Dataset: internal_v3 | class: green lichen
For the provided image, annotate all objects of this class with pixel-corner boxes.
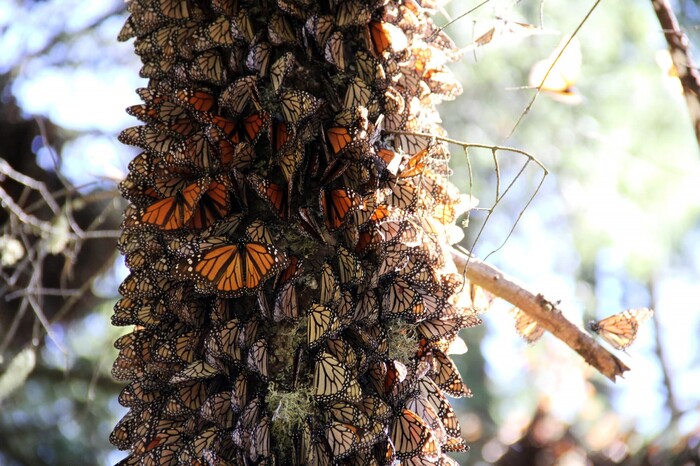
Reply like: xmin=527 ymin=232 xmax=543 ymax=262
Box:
xmin=386 ymin=320 xmax=419 ymax=362
xmin=267 ymin=383 xmax=313 ymax=455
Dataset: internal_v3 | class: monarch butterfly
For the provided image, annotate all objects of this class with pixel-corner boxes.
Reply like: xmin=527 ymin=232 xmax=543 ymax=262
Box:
xmin=297 ymin=206 xmax=325 ymax=242
xmin=182 ymin=241 xmax=287 ymax=296
xmin=313 ymin=351 xmax=361 ymax=403
xmin=241 ymin=113 xmax=266 ymax=145
xmin=127 ymin=101 xmax=188 ymax=130
xmin=119 ymin=125 xmax=181 ymax=154
xmin=510 ymin=307 xmax=545 ymax=344
xmin=189 ymin=179 xmax=229 ymax=229
xmin=170 ymin=360 xmax=220 ymax=384
xmin=246 ymin=41 xmax=272 ymax=77
xmin=188 ymin=50 xmax=227 ymax=85
xmin=193 ymin=15 xmax=236 ymax=50
xmin=230 ymin=9 xmax=254 ymax=42
xmin=270 ymin=52 xmax=295 ymax=93
xmin=175 ymin=88 xmax=216 ymax=113
xmin=274 ymin=281 xmax=299 ymax=321
xmin=219 ymin=76 xmax=258 ymax=116
xmin=121 ymin=297 xmax=170 ymax=330
xmin=335 ymin=0 xmax=372 ymax=28
xmin=406 ymin=395 xmax=447 ymax=443
xmin=247 ymin=338 xmax=269 ymax=379
xmin=353 ymin=289 xmax=379 ymax=323
xmin=418 ymin=314 xmax=481 ymax=343
xmin=424 ymin=346 xmax=472 ymax=398
xmin=336 ymin=245 xmax=363 ymax=285
xmin=269 ymin=12 xmax=295 ymax=45
xmin=326 ymin=127 xmax=353 ymax=155
xmin=329 ymin=401 xmax=366 ymax=427
xmin=201 ymin=391 xmax=236 ymax=428
xmin=307 ymin=303 xmax=340 ymax=347
xmin=123 ymin=179 xmax=206 ymax=230
xmin=369 ymin=21 xmax=408 ymax=55
xmin=247 ymin=174 xmax=287 ymax=219
xmin=155 ymin=329 xmax=202 ymax=365
xmin=207 ymin=318 xmax=245 ymax=362
xmin=279 ymin=90 xmax=321 ymax=126
xmin=252 ymin=415 xmax=271 ymax=461
xmin=305 ymin=14 xmax=334 ymax=47
xmin=359 ymin=395 xmax=391 ymax=423
xmin=354 ymin=49 xmax=385 ymax=84
xmin=327 ymin=106 xmax=369 ymax=154
xmin=320 ymin=188 xmax=362 ymax=231
xmin=207 ymin=115 xmax=242 ymax=143
xmin=118 ymin=273 xmax=173 ymax=300
xmin=326 ymin=337 xmax=362 ymax=371
xmin=119 ymin=380 xmax=162 ymax=409
xmin=320 ymin=261 xmax=341 ymax=306
xmin=587 ymin=308 xmax=653 ymax=350
xmin=528 ymin=36 xmax=583 ymax=104
xmin=274 ymin=143 xmax=301 ymax=187
xmin=324 ymin=31 xmax=346 ymax=70
xmin=393 ymin=130 xmax=432 ymax=156
xmin=418 ymin=378 xmax=463 ymax=439
xmin=398 ymin=148 xmax=430 ymax=178
xmin=118 ymin=16 xmax=137 ymax=42
xmin=384 ymin=178 xmax=418 ymax=210
xmin=390 ymin=408 xmax=440 ymax=460
xmin=165 ymin=380 xmax=207 ymax=415
xmin=425 ymin=66 xmax=463 ymax=100
xmin=325 ymin=421 xmax=360 ymax=459
xmin=167 ymin=133 xmax=217 ymax=171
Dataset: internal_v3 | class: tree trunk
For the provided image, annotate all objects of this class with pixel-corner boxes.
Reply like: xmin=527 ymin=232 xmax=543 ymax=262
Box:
xmin=112 ymin=0 xmax=480 ymax=464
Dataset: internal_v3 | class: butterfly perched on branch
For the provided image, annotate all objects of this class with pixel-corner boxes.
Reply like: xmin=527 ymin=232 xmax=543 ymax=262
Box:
xmin=587 ymin=308 xmax=654 ymax=350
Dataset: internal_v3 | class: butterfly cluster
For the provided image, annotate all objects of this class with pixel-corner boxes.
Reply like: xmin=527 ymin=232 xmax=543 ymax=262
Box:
xmin=112 ymin=0 xmax=480 ymax=464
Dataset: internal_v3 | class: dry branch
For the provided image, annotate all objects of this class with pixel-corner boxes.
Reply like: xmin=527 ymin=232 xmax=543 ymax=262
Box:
xmin=451 ymin=248 xmax=630 ymax=381
xmin=651 ymin=0 xmax=700 ymax=148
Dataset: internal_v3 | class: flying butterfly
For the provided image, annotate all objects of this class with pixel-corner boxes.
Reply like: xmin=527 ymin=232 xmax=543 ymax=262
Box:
xmin=587 ymin=308 xmax=653 ymax=350
xmin=528 ymin=35 xmax=583 ymax=104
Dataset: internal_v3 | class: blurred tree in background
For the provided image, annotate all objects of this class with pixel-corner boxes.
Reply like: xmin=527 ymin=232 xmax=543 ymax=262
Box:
xmin=0 ymin=0 xmax=698 ymax=465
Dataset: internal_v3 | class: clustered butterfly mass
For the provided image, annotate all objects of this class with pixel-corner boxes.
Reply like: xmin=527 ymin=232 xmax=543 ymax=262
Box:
xmin=112 ymin=0 xmax=483 ymax=464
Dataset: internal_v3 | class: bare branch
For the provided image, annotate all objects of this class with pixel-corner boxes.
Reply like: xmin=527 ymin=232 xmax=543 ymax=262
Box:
xmin=451 ymin=248 xmax=630 ymax=381
xmin=651 ymin=0 xmax=700 ymax=149
xmin=648 ymin=277 xmax=681 ymax=420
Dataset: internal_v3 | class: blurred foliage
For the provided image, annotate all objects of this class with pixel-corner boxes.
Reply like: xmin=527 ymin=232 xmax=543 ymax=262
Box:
xmin=0 ymin=0 xmax=699 ymax=465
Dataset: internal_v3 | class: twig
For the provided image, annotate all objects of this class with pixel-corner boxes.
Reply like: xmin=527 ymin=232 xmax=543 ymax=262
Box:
xmin=648 ymin=276 xmax=681 ymax=420
xmin=651 ymin=0 xmax=700 ymax=148
xmin=430 ymin=0 xmax=492 ymax=40
xmin=505 ymin=0 xmax=602 ymax=141
xmin=451 ymin=248 xmax=630 ymax=381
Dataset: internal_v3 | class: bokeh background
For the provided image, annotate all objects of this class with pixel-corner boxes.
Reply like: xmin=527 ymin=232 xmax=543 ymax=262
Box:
xmin=0 ymin=0 xmax=699 ymax=464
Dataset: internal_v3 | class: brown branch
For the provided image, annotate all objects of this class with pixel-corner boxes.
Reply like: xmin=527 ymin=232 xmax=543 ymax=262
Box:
xmin=452 ymin=248 xmax=630 ymax=381
xmin=651 ymin=0 xmax=700 ymax=148
xmin=648 ymin=277 xmax=681 ymax=421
